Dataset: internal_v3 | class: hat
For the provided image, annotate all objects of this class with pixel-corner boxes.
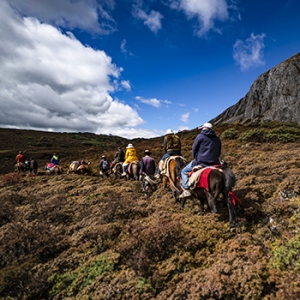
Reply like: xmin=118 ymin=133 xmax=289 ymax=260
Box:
xmin=102 ymin=155 xmax=106 ymax=158
xmin=164 ymin=129 xmax=173 ymax=135
xmin=19 ymin=151 xmax=22 ymax=154
xmin=126 ymin=143 xmax=134 ymax=148
xmin=144 ymin=149 xmax=151 ymax=155
xmin=198 ymin=122 xmax=213 ymax=130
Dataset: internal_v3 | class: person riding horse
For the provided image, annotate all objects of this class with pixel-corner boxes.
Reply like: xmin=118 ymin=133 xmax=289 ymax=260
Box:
xmin=15 ymin=151 xmax=26 ymax=172
xmin=121 ymin=144 xmax=139 ymax=177
xmin=111 ymin=147 xmax=125 ymax=167
xmin=157 ymin=129 xmax=182 ymax=177
xmin=50 ymin=153 xmax=60 ymax=165
xmin=179 ymin=122 xmax=222 ymax=199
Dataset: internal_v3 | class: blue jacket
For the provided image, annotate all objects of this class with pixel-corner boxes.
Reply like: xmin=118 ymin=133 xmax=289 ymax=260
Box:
xmin=191 ymin=128 xmax=221 ymax=167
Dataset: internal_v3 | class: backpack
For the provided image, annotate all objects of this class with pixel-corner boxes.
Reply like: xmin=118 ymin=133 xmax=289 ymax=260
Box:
xmin=102 ymin=160 xmax=109 ymax=170
xmin=166 ymin=135 xmax=181 ymax=150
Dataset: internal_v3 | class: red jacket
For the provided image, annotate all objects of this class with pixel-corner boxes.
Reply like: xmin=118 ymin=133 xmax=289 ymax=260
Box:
xmin=16 ymin=154 xmax=25 ymax=163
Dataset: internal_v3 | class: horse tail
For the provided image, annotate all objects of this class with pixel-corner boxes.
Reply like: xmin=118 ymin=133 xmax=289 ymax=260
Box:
xmin=222 ymin=166 xmax=236 ymax=192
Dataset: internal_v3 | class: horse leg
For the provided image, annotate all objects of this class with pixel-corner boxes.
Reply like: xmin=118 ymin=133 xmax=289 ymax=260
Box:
xmin=225 ymin=193 xmax=236 ymax=228
xmin=205 ymin=190 xmax=218 ymax=214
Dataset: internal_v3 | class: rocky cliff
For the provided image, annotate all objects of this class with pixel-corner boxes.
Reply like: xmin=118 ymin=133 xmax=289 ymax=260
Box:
xmin=211 ymin=52 xmax=300 ymax=125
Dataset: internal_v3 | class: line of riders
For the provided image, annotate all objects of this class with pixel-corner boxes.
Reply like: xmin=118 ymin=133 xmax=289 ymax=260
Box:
xmin=14 ymin=122 xmax=225 ymax=200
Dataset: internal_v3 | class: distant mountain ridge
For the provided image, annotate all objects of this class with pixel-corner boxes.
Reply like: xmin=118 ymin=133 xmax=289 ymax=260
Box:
xmin=210 ymin=52 xmax=300 ymax=125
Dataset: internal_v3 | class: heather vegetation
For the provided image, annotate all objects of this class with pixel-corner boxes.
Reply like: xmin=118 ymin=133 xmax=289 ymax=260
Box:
xmin=1 ymin=123 xmax=300 ymax=299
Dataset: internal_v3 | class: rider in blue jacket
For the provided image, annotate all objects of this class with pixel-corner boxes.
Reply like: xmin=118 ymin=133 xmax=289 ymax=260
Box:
xmin=179 ymin=122 xmax=222 ymax=199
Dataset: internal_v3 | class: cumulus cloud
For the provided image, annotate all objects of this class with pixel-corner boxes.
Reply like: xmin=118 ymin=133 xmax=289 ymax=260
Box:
xmin=169 ymin=0 xmax=229 ymax=36
xmin=233 ymin=33 xmax=266 ymax=70
xmin=7 ymin=0 xmax=116 ymax=34
xmin=132 ymin=5 xmax=163 ymax=33
xmin=135 ymin=96 xmax=171 ymax=108
xmin=180 ymin=112 xmax=190 ymax=122
xmin=0 ymin=1 xmax=152 ymax=139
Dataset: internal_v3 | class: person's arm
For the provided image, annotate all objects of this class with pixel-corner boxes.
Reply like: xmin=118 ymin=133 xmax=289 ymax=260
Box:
xmin=163 ymin=137 xmax=167 ymax=152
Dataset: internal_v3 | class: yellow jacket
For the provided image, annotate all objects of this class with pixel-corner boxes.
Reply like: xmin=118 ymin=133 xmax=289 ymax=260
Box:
xmin=124 ymin=148 xmax=139 ymax=164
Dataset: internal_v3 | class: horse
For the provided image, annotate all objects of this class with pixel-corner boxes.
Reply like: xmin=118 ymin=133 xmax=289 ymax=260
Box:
xmin=14 ymin=162 xmax=26 ymax=173
xmin=76 ymin=163 xmax=92 ymax=175
xmin=67 ymin=161 xmax=91 ymax=175
xmin=161 ymin=156 xmax=187 ymax=201
xmin=180 ymin=163 xmax=239 ymax=228
xmin=111 ymin=162 xmax=123 ymax=178
xmin=44 ymin=163 xmax=63 ymax=175
xmin=124 ymin=161 xmax=140 ymax=181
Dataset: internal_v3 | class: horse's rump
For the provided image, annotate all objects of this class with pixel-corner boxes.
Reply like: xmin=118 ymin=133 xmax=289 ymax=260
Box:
xmin=127 ymin=161 xmax=139 ymax=174
xmin=162 ymin=156 xmax=187 ymax=199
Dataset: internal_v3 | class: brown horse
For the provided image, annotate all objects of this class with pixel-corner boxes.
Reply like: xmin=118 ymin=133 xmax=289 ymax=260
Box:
xmin=67 ymin=161 xmax=91 ymax=175
xmin=14 ymin=162 xmax=26 ymax=173
xmin=76 ymin=163 xmax=92 ymax=175
xmin=44 ymin=163 xmax=63 ymax=175
xmin=161 ymin=156 xmax=187 ymax=201
xmin=180 ymin=164 xmax=238 ymax=228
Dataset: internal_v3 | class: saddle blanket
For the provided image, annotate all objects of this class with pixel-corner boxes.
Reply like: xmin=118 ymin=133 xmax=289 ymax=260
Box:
xmin=188 ymin=166 xmax=222 ymax=191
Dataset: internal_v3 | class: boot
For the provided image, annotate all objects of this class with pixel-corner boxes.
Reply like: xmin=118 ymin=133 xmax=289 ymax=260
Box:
xmin=179 ymin=189 xmax=191 ymax=199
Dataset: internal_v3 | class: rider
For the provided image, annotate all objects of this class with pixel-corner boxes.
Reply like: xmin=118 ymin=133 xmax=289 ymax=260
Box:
xmin=179 ymin=122 xmax=222 ymax=199
xmin=50 ymin=153 xmax=60 ymax=165
xmin=99 ymin=155 xmax=110 ymax=177
xmin=121 ymin=143 xmax=139 ymax=177
xmin=112 ymin=147 xmax=125 ymax=166
xmin=139 ymin=150 xmax=156 ymax=177
xmin=157 ymin=129 xmax=182 ymax=176
xmin=15 ymin=151 xmax=25 ymax=164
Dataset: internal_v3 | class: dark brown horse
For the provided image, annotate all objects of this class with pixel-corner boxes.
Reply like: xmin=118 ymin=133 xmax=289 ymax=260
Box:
xmin=161 ymin=156 xmax=187 ymax=201
xmin=180 ymin=164 xmax=238 ymax=228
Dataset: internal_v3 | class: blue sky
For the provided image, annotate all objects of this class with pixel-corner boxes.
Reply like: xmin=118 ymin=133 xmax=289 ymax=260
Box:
xmin=0 ymin=0 xmax=299 ymax=139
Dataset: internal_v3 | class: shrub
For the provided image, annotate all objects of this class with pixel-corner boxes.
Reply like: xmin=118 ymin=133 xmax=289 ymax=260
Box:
xmin=221 ymin=128 xmax=239 ymax=140
xmin=1 ymin=173 xmax=21 ymax=186
xmin=238 ymin=128 xmax=266 ymax=142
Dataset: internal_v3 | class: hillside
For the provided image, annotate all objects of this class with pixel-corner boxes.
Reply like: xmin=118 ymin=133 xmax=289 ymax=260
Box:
xmin=1 ymin=124 xmax=300 ymax=299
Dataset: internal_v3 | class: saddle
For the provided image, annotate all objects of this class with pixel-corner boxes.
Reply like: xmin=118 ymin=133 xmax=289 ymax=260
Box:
xmin=188 ymin=166 xmax=222 ymax=191
xmin=160 ymin=156 xmax=183 ymax=177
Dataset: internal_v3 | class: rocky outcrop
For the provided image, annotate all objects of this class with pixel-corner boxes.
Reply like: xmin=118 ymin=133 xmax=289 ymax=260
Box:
xmin=210 ymin=53 xmax=300 ymax=125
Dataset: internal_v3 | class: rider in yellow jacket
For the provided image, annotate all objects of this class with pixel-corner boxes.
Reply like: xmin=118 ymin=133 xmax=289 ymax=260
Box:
xmin=122 ymin=144 xmax=139 ymax=176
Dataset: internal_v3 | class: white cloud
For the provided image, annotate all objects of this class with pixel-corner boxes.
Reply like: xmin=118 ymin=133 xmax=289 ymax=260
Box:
xmin=135 ymin=96 xmax=172 ymax=108
xmin=136 ymin=96 xmax=161 ymax=107
xmin=121 ymin=80 xmax=131 ymax=91
xmin=132 ymin=6 xmax=163 ymax=33
xmin=0 ymin=1 xmax=153 ymax=138
xmin=7 ymin=0 xmax=116 ymax=34
xmin=120 ymin=39 xmax=134 ymax=56
xmin=169 ymin=0 xmax=229 ymax=36
xmin=180 ymin=112 xmax=190 ymax=122
xmin=233 ymin=33 xmax=266 ymax=70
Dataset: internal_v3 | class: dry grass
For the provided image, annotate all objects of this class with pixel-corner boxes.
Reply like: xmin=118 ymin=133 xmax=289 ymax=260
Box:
xmin=1 ymin=124 xmax=300 ymax=299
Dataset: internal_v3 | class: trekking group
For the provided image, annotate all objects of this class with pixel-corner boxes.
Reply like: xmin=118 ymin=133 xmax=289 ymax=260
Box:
xmin=15 ymin=122 xmax=222 ymax=199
